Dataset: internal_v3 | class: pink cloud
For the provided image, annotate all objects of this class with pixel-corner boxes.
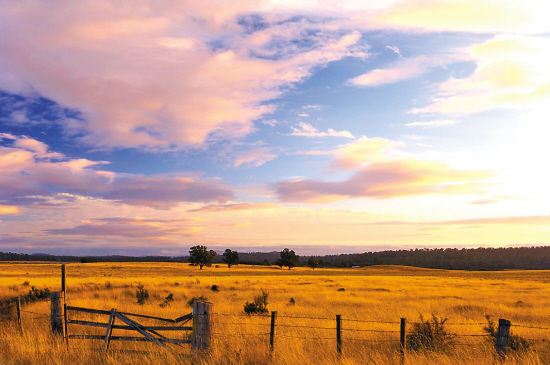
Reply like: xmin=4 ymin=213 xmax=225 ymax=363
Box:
xmin=46 ymin=217 xmax=201 ymax=240
xmin=275 ymin=159 xmax=491 ymax=202
xmin=0 ymin=135 xmax=233 ymax=209
xmin=0 ymin=3 xmax=365 ymax=149
xmin=233 ymin=147 xmax=277 ymax=168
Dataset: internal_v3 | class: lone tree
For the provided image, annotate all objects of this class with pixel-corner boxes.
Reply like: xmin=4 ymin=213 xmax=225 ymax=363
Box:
xmin=222 ymin=249 xmax=239 ymax=268
xmin=279 ymin=248 xmax=298 ymax=270
xmin=307 ymin=256 xmax=320 ymax=270
xmin=189 ymin=245 xmax=216 ymax=269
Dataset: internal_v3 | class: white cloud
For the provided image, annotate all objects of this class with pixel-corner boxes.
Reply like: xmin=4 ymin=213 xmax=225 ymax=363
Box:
xmin=290 ymin=122 xmax=354 ymax=138
xmin=405 ymin=120 xmax=456 ymax=127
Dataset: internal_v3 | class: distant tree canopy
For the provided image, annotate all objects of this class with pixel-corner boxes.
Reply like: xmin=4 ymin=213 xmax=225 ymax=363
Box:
xmin=189 ymin=245 xmax=216 ymax=269
xmin=279 ymin=248 xmax=298 ymax=270
xmin=222 ymin=249 xmax=239 ymax=268
xmin=4 ymin=246 xmax=550 ymax=271
xmin=307 ymin=256 xmax=320 ymax=270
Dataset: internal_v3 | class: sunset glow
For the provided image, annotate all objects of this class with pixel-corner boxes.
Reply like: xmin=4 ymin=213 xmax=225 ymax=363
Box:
xmin=1 ymin=1 xmax=549 ymax=255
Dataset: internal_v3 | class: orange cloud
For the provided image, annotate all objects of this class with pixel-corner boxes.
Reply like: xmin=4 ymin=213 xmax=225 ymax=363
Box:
xmin=331 ymin=136 xmax=402 ymax=170
xmin=0 ymin=205 xmax=19 ymax=215
xmin=275 ymin=159 xmax=490 ymax=202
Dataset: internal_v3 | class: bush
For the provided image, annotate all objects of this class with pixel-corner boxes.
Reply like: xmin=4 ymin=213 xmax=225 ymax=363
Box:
xmin=211 ymin=285 xmax=219 ymax=292
xmin=188 ymin=296 xmax=208 ymax=306
xmin=136 ymin=283 xmax=149 ymax=305
xmin=20 ymin=287 xmax=51 ymax=304
xmin=407 ymin=314 xmax=455 ymax=351
xmin=244 ymin=290 xmax=268 ymax=315
xmin=160 ymin=293 xmax=174 ymax=307
xmin=484 ymin=316 xmax=531 ymax=352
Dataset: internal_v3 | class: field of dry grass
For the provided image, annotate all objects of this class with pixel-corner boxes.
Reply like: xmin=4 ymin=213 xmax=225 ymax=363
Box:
xmin=1 ymin=262 xmax=550 ymax=364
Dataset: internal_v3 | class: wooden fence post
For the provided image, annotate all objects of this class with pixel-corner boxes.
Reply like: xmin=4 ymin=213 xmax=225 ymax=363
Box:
xmin=50 ymin=292 xmax=64 ymax=337
xmin=336 ymin=314 xmax=342 ymax=356
xmin=61 ymin=264 xmax=66 ymax=295
xmin=192 ymin=301 xmax=212 ymax=350
xmin=63 ymin=303 xmax=68 ymax=344
xmin=400 ymin=317 xmax=406 ymax=364
xmin=15 ymin=296 xmax=22 ymax=332
xmin=495 ymin=318 xmax=511 ymax=360
xmin=270 ymin=311 xmax=277 ymax=352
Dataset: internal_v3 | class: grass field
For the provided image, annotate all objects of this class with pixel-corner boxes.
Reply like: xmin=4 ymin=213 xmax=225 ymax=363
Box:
xmin=1 ymin=262 xmax=550 ymax=364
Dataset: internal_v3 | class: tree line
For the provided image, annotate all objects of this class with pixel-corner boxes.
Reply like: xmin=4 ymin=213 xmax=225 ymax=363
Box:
xmin=2 ymin=246 xmax=550 ymax=270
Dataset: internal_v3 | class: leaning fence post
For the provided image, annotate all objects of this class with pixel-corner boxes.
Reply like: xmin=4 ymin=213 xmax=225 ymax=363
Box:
xmin=192 ymin=301 xmax=212 ymax=350
xmin=15 ymin=296 xmax=22 ymax=332
xmin=50 ymin=292 xmax=63 ymax=337
xmin=270 ymin=311 xmax=277 ymax=352
xmin=336 ymin=314 xmax=342 ymax=356
xmin=495 ymin=318 xmax=511 ymax=360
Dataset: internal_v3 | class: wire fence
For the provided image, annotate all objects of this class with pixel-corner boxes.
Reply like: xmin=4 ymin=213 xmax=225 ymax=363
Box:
xmin=4 ymin=296 xmax=550 ymax=362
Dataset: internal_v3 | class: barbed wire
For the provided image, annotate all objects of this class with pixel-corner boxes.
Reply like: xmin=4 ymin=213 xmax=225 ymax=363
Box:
xmin=512 ymin=324 xmax=550 ymax=331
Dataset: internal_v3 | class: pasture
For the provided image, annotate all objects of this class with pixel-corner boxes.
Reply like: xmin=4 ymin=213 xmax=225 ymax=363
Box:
xmin=1 ymin=262 xmax=550 ymax=364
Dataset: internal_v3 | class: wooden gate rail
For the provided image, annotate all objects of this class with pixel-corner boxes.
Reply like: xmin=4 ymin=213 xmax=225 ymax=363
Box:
xmin=65 ymin=305 xmax=195 ymax=350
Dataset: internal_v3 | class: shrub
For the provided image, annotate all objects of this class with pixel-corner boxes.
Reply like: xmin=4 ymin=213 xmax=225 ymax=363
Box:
xmin=160 ymin=293 xmax=174 ymax=307
xmin=136 ymin=283 xmax=149 ymax=305
xmin=484 ymin=316 xmax=531 ymax=352
xmin=211 ymin=284 xmax=219 ymax=292
xmin=289 ymin=297 xmax=295 ymax=305
xmin=188 ymin=296 xmax=208 ymax=306
xmin=22 ymin=281 xmax=30 ymax=287
xmin=20 ymin=287 xmax=51 ymax=304
xmin=244 ymin=290 xmax=268 ymax=315
xmin=407 ymin=314 xmax=455 ymax=351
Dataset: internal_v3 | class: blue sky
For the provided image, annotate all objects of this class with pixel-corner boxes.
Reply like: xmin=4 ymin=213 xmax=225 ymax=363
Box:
xmin=1 ymin=1 xmax=550 ymax=255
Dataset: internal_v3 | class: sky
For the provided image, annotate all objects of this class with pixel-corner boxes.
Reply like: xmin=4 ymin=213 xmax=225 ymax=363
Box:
xmin=1 ymin=0 xmax=550 ymax=256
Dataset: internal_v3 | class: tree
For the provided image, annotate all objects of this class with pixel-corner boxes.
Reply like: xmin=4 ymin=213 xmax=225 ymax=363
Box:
xmin=279 ymin=248 xmax=298 ymax=270
xmin=189 ymin=245 xmax=216 ymax=269
xmin=307 ymin=257 xmax=319 ymax=270
xmin=222 ymin=249 xmax=239 ymax=268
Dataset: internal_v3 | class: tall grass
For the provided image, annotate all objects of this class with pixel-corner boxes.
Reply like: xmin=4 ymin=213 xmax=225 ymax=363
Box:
xmin=1 ymin=262 xmax=550 ymax=364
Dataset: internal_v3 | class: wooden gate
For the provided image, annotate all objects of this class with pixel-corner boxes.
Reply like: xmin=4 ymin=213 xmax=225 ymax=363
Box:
xmin=65 ymin=301 xmax=211 ymax=351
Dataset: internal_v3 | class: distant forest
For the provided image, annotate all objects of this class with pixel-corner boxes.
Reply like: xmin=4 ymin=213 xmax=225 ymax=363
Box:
xmin=2 ymin=246 xmax=550 ymax=270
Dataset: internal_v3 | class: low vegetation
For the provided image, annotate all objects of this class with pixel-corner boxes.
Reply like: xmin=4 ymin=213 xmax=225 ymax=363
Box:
xmin=1 ymin=262 xmax=550 ymax=364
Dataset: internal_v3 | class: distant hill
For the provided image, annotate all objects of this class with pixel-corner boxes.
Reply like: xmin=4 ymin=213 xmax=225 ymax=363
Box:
xmin=2 ymin=246 xmax=550 ymax=270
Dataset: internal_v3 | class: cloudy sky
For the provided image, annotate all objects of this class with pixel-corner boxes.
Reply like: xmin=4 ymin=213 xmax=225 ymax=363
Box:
xmin=1 ymin=1 xmax=550 ymax=255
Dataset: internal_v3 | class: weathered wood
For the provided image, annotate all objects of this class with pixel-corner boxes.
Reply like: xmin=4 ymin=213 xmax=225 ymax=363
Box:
xmin=400 ymin=318 xmax=406 ymax=352
xmin=63 ymin=303 xmax=68 ymax=344
xmin=191 ymin=301 xmax=212 ymax=350
xmin=61 ymin=264 xmax=66 ymax=295
xmin=336 ymin=315 xmax=342 ymax=356
xmin=50 ymin=292 xmax=63 ymax=336
xmin=68 ymin=334 xmax=191 ymax=344
xmin=103 ymin=309 xmax=116 ymax=351
xmin=174 ymin=313 xmax=193 ymax=323
xmin=269 ymin=311 xmax=277 ymax=352
xmin=66 ymin=306 xmax=177 ymax=323
xmin=495 ymin=318 xmax=511 ymax=360
xmin=114 ymin=312 xmax=166 ymax=347
xmin=68 ymin=319 xmax=192 ymax=331
xmin=15 ymin=297 xmax=21 ymax=330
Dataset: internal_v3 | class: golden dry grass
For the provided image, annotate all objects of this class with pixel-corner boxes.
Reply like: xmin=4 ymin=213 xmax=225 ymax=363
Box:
xmin=1 ymin=262 xmax=550 ymax=364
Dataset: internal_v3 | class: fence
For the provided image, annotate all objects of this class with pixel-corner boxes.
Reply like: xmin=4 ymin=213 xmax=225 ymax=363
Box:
xmin=3 ymin=264 xmax=550 ymax=361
